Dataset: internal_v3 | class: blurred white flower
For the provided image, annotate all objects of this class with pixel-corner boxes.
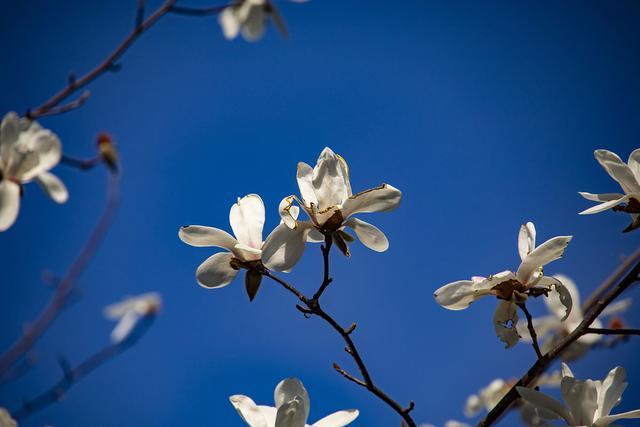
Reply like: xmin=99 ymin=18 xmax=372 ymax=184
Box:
xmin=0 ymin=408 xmax=16 ymax=427
xmin=516 ymin=274 xmax=631 ymax=361
xmin=0 ymin=111 xmax=67 ymax=231
xmin=579 ymin=149 xmax=640 ymax=232
xmin=517 ymin=363 xmax=640 ymax=426
xmin=434 ymin=222 xmax=573 ymax=348
xmin=104 ymin=292 xmax=162 ymax=343
xmin=219 ymin=0 xmax=296 ymax=42
xmin=230 ymin=377 xmax=359 ymax=427
xmin=180 ymin=194 xmax=304 ymax=293
xmin=266 ymin=147 xmax=402 ymax=265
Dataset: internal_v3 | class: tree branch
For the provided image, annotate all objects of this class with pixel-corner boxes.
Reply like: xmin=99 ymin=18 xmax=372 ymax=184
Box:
xmin=477 ymin=256 xmax=640 ymax=427
xmin=10 ymin=316 xmax=155 ymax=421
xmin=517 ymin=302 xmax=543 ymax=360
xmin=169 ymin=4 xmax=228 ymax=16
xmin=26 ymin=1 xmax=228 ymax=118
xmin=264 ymin=243 xmax=418 ymax=427
xmin=0 ymin=171 xmax=120 ymax=375
xmin=584 ymin=327 xmax=640 ymax=336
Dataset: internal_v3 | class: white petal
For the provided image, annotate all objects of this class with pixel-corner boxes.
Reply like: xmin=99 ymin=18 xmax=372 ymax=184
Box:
xmin=240 ymin=4 xmax=267 ymax=41
xmin=537 ymin=276 xmax=572 ymax=321
xmin=516 ymin=386 xmax=572 ymax=423
xmin=464 ymin=394 xmax=483 ymax=418
xmin=312 ymin=410 xmax=359 ymax=427
xmin=0 ymin=180 xmax=20 ymax=232
xmin=275 ymin=397 xmax=307 ymax=427
xmin=598 ymin=366 xmax=627 ymax=419
xmin=0 ymin=111 xmax=20 ymax=161
xmin=297 ymin=162 xmax=318 ymax=206
xmin=234 ymin=243 xmax=262 ymax=261
xmin=262 ymin=223 xmax=309 ymax=272
xmin=595 ymin=409 xmax=640 ymax=426
xmin=110 ymin=310 xmax=140 ymax=343
xmin=179 ymin=225 xmax=238 ymax=250
xmin=579 ymin=194 xmax=632 ymax=215
xmin=579 ymin=192 xmax=626 ymax=202
xmin=0 ymin=407 xmax=17 ymax=427
xmin=14 ymin=126 xmax=62 ymax=181
xmin=434 ymin=279 xmax=494 ymax=310
xmin=493 ymin=300 xmax=520 ymax=348
xmin=229 ymin=395 xmax=269 ymax=427
xmin=230 ymin=194 xmax=265 ymax=249
xmin=35 ymin=171 xmax=68 ymax=203
xmin=279 ymin=196 xmax=299 ymax=229
xmin=311 ymin=147 xmax=350 ymax=210
xmin=594 ymin=149 xmax=640 ymax=195
xmin=516 ymin=235 xmax=572 ymax=284
xmin=343 ymin=217 xmax=389 ymax=252
xmin=518 ymin=222 xmax=536 ymax=261
xmin=560 ymin=376 xmax=598 ymax=425
xmin=629 ymin=148 xmax=640 ymax=183
xmin=219 ymin=7 xmax=241 ymax=39
xmin=195 ymin=252 xmax=239 ymax=288
xmin=274 ymin=378 xmax=310 ymax=422
xmin=340 ymin=184 xmax=402 ymax=218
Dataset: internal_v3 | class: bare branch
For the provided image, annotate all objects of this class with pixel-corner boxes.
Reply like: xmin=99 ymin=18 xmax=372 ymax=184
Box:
xmin=10 ymin=316 xmax=155 ymax=421
xmin=0 ymin=171 xmax=120 ymax=375
xmin=169 ymin=4 xmax=228 ymax=16
xmin=584 ymin=327 xmax=640 ymax=336
xmin=311 ymin=234 xmax=333 ymax=301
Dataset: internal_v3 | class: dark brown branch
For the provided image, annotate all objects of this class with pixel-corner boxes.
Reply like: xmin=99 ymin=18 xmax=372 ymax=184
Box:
xmin=0 ymin=171 xmax=120 ymax=375
xmin=311 ymin=234 xmax=333 ymax=301
xmin=60 ymin=154 xmax=102 ymax=171
xmin=169 ymin=4 xmax=228 ymax=16
xmin=517 ymin=302 xmax=543 ymax=360
xmin=10 ymin=316 xmax=155 ymax=421
xmin=26 ymin=1 xmax=226 ymax=118
xmin=264 ymin=243 xmax=418 ymax=427
xmin=477 ymin=257 xmax=640 ymax=427
xmin=584 ymin=327 xmax=640 ymax=336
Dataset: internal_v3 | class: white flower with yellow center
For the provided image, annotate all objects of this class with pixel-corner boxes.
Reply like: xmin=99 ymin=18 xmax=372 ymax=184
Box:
xmin=264 ymin=147 xmax=401 ymax=265
xmin=230 ymin=378 xmax=359 ymax=427
xmin=579 ymin=148 xmax=640 ymax=232
xmin=434 ymin=222 xmax=573 ymax=348
xmin=517 ymin=363 xmax=640 ymax=426
xmin=0 ymin=111 xmax=67 ymax=231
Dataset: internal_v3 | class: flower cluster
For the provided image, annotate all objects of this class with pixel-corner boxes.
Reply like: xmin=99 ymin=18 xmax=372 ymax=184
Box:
xmin=179 ymin=147 xmax=402 ymax=300
xmin=434 ymin=222 xmax=573 ymax=348
xmin=0 ymin=112 xmax=67 ymax=231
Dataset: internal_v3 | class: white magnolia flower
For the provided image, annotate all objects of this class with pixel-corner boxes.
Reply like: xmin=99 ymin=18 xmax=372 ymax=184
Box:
xmin=219 ymin=0 xmax=294 ymax=42
xmin=517 ymin=363 xmax=640 ymax=426
xmin=517 ymin=274 xmax=631 ymax=361
xmin=0 ymin=111 xmax=67 ymax=231
xmin=579 ymin=149 xmax=640 ymax=232
xmin=266 ymin=147 xmax=402 ymax=264
xmin=230 ymin=377 xmax=359 ymax=427
xmin=180 ymin=194 xmax=305 ymax=295
xmin=104 ymin=292 xmax=162 ymax=343
xmin=434 ymin=222 xmax=573 ymax=348
xmin=0 ymin=408 xmax=16 ymax=427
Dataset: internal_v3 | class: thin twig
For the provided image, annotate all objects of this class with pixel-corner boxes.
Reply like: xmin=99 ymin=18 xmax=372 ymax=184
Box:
xmin=311 ymin=234 xmax=333 ymax=301
xmin=264 ymin=243 xmax=418 ymax=427
xmin=10 ymin=316 xmax=155 ymax=421
xmin=0 ymin=172 xmax=120 ymax=375
xmin=477 ymin=257 xmax=640 ymax=427
xmin=517 ymin=302 xmax=543 ymax=360
xmin=60 ymin=154 xmax=102 ymax=171
xmin=169 ymin=4 xmax=228 ymax=16
xmin=26 ymin=1 xmax=227 ymax=118
xmin=26 ymin=91 xmax=90 ymax=118
xmin=584 ymin=327 xmax=640 ymax=336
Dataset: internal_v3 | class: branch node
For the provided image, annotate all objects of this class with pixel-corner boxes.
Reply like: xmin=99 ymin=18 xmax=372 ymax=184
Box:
xmin=345 ymin=323 xmax=357 ymax=335
xmin=403 ymin=401 xmax=415 ymax=414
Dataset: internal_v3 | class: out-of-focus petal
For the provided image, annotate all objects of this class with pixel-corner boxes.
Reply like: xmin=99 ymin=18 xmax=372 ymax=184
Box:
xmin=0 ymin=180 xmax=20 ymax=232
xmin=35 ymin=171 xmax=68 ymax=203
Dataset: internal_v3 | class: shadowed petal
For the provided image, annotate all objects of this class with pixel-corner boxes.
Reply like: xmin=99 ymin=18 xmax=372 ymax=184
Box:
xmin=35 ymin=171 xmax=68 ymax=203
xmin=196 ymin=252 xmax=239 ymax=288
xmin=0 ymin=180 xmax=20 ymax=232
xmin=343 ymin=217 xmax=388 ymax=252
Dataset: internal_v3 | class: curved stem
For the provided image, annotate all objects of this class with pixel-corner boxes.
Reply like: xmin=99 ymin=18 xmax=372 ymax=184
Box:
xmin=0 ymin=172 xmax=120 ymax=375
xmin=517 ymin=302 xmax=543 ymax=360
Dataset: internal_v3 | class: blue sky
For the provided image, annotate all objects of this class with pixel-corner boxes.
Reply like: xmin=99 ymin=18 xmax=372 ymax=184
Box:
xmin=1 ymin=0 xmax=639 ymax=426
